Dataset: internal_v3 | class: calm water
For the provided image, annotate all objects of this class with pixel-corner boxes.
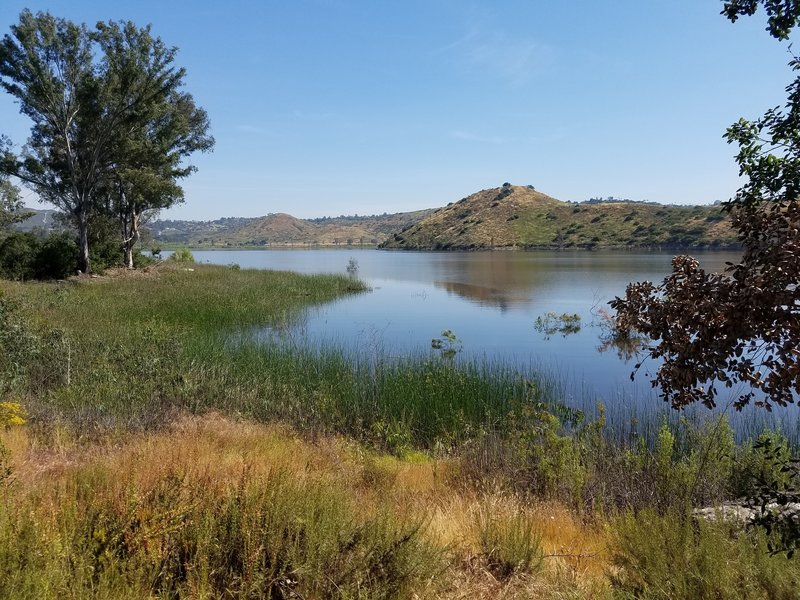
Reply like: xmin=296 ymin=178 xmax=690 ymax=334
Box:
xmin=189 ymin=248 xmax=755 ymax=410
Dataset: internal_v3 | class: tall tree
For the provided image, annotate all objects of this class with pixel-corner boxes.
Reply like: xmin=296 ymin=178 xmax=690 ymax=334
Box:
xmin=94 ymin=21 xmax=213 ymax=268
xmin=611 ymin=2 xmax=800 ymax=411
xmin=0 ymin=11 xmax=99 ymax=272
xmin=0 ymin=11 xmax=212 ymax=273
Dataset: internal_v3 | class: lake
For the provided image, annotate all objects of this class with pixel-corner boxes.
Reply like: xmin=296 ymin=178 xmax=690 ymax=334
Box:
xmin=185 ymin=248 xmax=797 ymax=438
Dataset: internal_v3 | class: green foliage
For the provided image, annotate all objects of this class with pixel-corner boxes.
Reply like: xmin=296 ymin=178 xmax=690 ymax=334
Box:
xmin=722 ymin=0 xmax=800 ymax=39
xmin=430 ymin=329 xmax=462 ymax=360
xmin=34 ymin=232 xmax=78 ymax=279
xmin=0 ymin=232 xmax=79 ymax=280
xmin=473 ymin=502 xmax=543 ymax=580
xmin=168 ymin=247 xmax=195 ymax=263
xmin=131 ymin=249 xmax=156 ymax=269
xmin=732 ymin=431 xmax=794 ymax=497
xmin=0 ymin=11 xmax=212 ymax=273
xmin=87 ymin=213 xmax=124 ymax=273
xmin=0 ymin=294 xmax=40 ymax=399
xmin=0 ymin=232 xmax=38 ymax=280
xmin=0 ymin=156 xmax=31 ymax=233
xmin=741 ymin=435 xmax=800 ymax=557
xmin=534 ymin=312 xmax=581 ymax=338
xmin=611 ymin=508 xmax=800 ymax=599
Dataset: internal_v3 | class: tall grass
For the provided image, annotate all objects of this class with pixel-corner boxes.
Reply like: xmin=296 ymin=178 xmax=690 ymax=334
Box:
xmin=0 ymin=418 xmax=442 ymax=599
xmin=1 ymin=264 xmax=557 ymax=449
xmin=2 ymin=263 xmax=796 ymax=513
xmin=2 ymin=265 xmax=799 ymax=597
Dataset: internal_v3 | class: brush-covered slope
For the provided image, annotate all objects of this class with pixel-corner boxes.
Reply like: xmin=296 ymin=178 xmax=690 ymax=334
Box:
xmin=151 ymin=209 xmax=435 ymax=247
xmin=379 ymin=185 xmax=737 ymax=250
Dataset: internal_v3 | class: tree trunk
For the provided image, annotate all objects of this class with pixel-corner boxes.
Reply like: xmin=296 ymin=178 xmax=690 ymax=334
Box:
xmin=77 ymin=208 xmax=91 ymax=274
xmin=122 ymin=210 xmax=141 ymax=269
xmin=123 ymin=245 xmax=134 ymax=269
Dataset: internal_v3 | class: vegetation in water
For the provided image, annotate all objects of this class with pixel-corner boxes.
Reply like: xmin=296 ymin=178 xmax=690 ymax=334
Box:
xmin=534 ymin=312 xmax=582 ymax=339
xmin=0 ymin=263 xmax=797 ymax=596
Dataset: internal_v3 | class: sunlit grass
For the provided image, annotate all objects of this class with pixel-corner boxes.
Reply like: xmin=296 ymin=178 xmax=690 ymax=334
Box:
xmin=2 ymin=264 xmax=798 ymax=598
xmin=0 ymin=414 xmax=612 ymax=599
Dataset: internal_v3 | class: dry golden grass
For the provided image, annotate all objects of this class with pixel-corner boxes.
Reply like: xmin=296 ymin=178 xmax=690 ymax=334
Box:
xmin=1 ymin=412 xmax=612 ymax=598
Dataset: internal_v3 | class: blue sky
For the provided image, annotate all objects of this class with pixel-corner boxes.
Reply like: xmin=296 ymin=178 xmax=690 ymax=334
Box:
xmin=0 ymin=1 xmax=795 ymax=220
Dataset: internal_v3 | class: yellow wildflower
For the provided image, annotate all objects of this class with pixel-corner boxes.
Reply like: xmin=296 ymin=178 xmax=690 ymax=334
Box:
xmin=0 ymin=401 xmax=27 ymax=427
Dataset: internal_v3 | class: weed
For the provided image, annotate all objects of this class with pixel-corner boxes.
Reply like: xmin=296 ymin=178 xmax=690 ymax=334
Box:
xmin=473 ymin=498 xmax=544 ymax=580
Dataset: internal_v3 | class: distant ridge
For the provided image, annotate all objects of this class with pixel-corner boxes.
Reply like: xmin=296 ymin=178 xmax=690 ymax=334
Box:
xmin=379 ymin=184 xmax=737 ymax=250
xmin=15 ymin=185 xmax=737 ymax=250
xmin=148 ymin=209 xmax=435 ymax=247
xmin=12 ymin=208 xmax=63 ymax=234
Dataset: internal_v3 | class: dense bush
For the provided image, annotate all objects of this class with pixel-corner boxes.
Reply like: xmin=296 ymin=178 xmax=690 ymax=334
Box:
xmin=88 ymin=232 xmax=124 ymax=273
xmin=0 ymin=231 xmax=80 ymax=280
xmin=168 ymin=247 xmax=195 ymax=263
xmin=34 ymin=232 xmax=78 ymax=279
xmin=0 ymin=232 xmax=39 ymax=280
xmin=611 ymin=509 xmax=800 ymax=599
xmin=0 ymin=230 xmax=157 ymax=280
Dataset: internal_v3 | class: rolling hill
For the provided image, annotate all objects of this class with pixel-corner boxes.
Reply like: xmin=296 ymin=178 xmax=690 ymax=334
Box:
xmin=379 ymin=185 xmax=737 ymax=250
xmin=13 ymin=185 xmax=738 ymax=250
xmin=150 ymin=209 xmax=435 ymax=247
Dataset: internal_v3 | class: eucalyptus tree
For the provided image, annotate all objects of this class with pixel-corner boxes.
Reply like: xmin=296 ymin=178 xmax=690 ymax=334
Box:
xmin=0 ymin=11 xmax=212 ymax=273
xmin=94 ymin=21 xmax=213 ymax=268
xmin=0 ymin=11 xmax=98 ymax=271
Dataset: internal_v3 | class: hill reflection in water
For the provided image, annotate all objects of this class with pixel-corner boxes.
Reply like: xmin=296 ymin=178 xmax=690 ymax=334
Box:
xmin=433 ymin=280 xmax=531 ymax=311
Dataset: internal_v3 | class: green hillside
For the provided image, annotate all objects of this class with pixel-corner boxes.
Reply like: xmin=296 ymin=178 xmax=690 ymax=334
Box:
xmin=379 ymin=185 xmax=738 ymax=250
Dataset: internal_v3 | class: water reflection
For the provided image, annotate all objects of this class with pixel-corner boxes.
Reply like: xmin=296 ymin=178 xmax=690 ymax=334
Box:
xmin=191 ymin=248 xmax=745 ymax=408
xmin=433 ymin=280 xmax=531 ymax=310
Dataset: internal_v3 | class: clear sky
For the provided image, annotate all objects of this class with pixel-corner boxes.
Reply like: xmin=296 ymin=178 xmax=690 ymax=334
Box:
xmin=0 ymin=1 xmax=795 ymax=220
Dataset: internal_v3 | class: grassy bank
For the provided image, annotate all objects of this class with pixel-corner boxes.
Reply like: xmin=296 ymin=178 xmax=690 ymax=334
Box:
xmin=1 ymin=263 xmax=799 ymax=598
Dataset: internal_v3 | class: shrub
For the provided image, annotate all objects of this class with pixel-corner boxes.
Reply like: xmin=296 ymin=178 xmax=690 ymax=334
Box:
xmin=611 ymin=508 xmax=800 ymax=599
xmin=131 ymin=249 xmax=156 ymax=269
xmin=34 ymin=232 xmax=78 ymax=279
xmin=473 ymin=499 xmax=543 ymax=580
xmin=168 ymin=247 xmax=195 ymax=263
xmin=0 ymin=232 xmax=39 ymax=280
xmin=0 ymin=467 xmax=440 ymax=598
xmin=0 ymin=294 xmax=40 ymax=397
xmin=0 ymin=401 xmax=27 ymax=427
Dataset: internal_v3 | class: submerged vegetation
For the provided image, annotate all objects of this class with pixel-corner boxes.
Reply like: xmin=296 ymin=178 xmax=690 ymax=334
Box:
xmin=1 ymin=263 xmax=798 ymax=597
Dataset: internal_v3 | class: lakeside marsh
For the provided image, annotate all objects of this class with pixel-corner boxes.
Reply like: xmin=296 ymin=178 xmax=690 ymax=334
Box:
xmin=1 ymin=263 xmax=799 ymax=598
